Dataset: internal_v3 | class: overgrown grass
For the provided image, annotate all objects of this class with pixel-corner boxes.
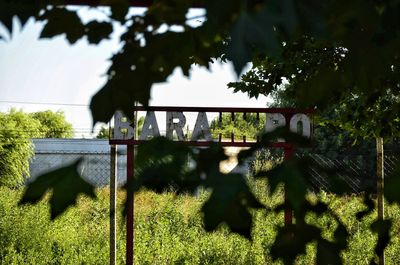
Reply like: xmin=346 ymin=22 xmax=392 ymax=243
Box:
xmin=0 ymin=184 xmax=399 ymax=264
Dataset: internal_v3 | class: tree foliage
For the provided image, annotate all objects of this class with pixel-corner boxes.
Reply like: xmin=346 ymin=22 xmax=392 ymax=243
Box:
xmin=228 ymin=33 xmax=400 ymax=140
xmin=30 ymin=110 xmax=73 ymax=138
xmin=0 ymin=109 xmax=73 ymax=187
xmin=3 ymin=1 xmax=400 ymax=264
xmin=0 ymin=109 xmax=41 ymax=187
xmin=95 ymin=126 xmax=110 ymax=139
xmin=210 ymin=113 xmax=266 ymax=141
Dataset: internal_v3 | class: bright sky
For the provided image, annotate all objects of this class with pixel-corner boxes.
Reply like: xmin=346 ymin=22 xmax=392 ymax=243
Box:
xmin=0 ymin=7 xmax=269 ymax=138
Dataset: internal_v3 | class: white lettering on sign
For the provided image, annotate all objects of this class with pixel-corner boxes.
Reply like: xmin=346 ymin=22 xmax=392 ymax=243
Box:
xmin=113 ymin=111 xmax=134 ymax=140
xmin=265 ymin=113 xmax=311 ymax=139
xmin=166 ymin=112 xmax=186 ymax=140
xmin=265 ymin=113 xmax=286 ymax=132
xmin=140 ymin=111 xmax=160 ymax=140
xmin=290 ymin=113 xmax=311 ymax=138
xmin=112 ymin=111 xmax=312 ymax=141
xmin=265 ymin=113 xmax=286 ymax=142
xmin=191 ymin=112 xmax=212 ymax=141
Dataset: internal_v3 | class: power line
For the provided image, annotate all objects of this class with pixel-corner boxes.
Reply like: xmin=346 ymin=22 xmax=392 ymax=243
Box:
xmin=0 ymin=100 xmax=88 ymax=107
xmin=0 ymin=129 xmax=100 ymax=134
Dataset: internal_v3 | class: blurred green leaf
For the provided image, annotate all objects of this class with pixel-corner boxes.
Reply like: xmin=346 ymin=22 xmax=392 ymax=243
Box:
xmin=19 ymin=158 xmax=96 ymax=219
xmin=131 ymin=137 xmax=196 ymax=193
xmin=85 ymin=21 xmax=113 ymax=44
xmin=227 ymin=10 xmax=280 ymax=75
xmin=39 ymin=8 xmax=85 ymax=44
xmin=202 ymin=173 xmax=264 ymax=239
xmin=109 ymin=0 xmax=129 ymax=22
xmin=256 ymin=158 xmax=307 ymax=211
xmin=195 ymin=143 xmax=228 ymax=178
xmin=271 ymin=223 xmax=321 ymax=265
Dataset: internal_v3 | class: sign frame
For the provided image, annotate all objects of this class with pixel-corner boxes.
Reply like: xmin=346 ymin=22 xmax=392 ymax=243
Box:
xmin=110 ymin=106 xmax=314 ymax=265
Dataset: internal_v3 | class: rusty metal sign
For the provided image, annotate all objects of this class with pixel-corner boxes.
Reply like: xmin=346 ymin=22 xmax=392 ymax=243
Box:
xmin=110 ymin=106 xmax=313 ymax=146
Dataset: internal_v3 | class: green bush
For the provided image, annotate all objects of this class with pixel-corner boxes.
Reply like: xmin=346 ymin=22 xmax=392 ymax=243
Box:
xmin=1 ymin=186 xmax=400 ymax=264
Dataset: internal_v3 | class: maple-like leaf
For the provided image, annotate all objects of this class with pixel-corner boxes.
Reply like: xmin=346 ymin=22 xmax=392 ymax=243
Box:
xmin=19 ymin=158 xmax=96 ymax=219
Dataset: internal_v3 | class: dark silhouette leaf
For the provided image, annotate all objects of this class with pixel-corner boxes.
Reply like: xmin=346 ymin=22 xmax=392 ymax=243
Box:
xmin=132 ymin=137 xmax=195 ymax=193
xmin=85 ymin=21 xmax=113 ymax=44
xmin=271 ymin=223 xmax=321 ymax=265
xmin=201 ymin=173 xmax=264 ymax=239
xmin=256 ymin=159 xmax=307 ymax=211
xmin=39 ymin=8 xmax=85 ymax=44
xmin=227 ymin=10 xmax=280 ymax=75
xmin=19 ymin=158 xmax=96 ymax=219
xmin=110 ymin=0 xmax=129 ymax=22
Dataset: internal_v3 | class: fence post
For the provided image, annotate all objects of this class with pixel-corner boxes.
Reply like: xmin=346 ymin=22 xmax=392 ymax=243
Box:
xmin=110 ymin=145 xmax=117 ymax=265
xmin=126 ymin=145 xmax=135 ymax=265
xmin=376 ymin=137 xmax=385 ymax=265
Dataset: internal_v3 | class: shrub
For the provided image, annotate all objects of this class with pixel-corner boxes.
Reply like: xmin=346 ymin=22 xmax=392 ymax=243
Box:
xmin=1 ymin=186 xmax=400 ymax=264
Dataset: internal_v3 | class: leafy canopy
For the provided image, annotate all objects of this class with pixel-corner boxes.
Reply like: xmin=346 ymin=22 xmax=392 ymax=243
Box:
xmin=3 ymin=1 xmax=400 ymax=264
xmin=228 ymin=33 xmax=400 ymax=140
xmin=30 ymin=110 xmax=73 ymax=138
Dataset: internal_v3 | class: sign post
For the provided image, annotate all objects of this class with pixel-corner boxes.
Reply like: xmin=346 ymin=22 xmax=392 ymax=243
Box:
xmin=109 ymin=145 xmax=117 ymax=265
xmin=110 ymin=106 xmax=313 ymax=265
xmin=126 ymin=145 xmax=135 ymax=264
xmin=376 ymin=137 xmax=385 ymax=265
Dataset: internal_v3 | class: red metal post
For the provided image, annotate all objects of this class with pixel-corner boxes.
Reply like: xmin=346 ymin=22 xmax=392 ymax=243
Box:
xmin=284 ymin=146 xmax=293 ymax=226
xmin=126 ymin=145 xmax=134 ymax=265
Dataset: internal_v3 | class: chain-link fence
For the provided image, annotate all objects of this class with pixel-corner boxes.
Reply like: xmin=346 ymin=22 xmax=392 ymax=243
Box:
xmin=307 ymin=152 xmax=400 ymax=193
xmin=30 ymin=152 xmax=127 ymax=187
xmin=29 ymin=139 xmax=400 ymax=191
xmin=29 ymin=139 xmax=128 ymax=187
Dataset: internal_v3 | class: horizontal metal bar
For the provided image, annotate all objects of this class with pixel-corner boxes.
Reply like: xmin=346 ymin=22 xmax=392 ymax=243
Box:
xmin=130 ymin=106 xmax=315 ymax=114
xmin=109 ymin=139 xmax=296 ymax=148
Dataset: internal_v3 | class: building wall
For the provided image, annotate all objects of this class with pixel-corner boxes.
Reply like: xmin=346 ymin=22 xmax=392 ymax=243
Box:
xmin=29 ymin=139 xmax=250 ymax=187
xmin=30 ymin=139 xmax=127 ymax=187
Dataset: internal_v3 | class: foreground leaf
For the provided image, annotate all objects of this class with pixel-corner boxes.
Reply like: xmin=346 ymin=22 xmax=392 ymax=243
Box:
xmin=271 ymin=223 xmax=321 ymax=265
xmin=19 ymin=158 xmax=96 ymax=219
xmin=256 ymin=159 xmax=307 ymax=211
xmin=202 ymin=173 xmax=264 ymax=239
xmin=39 ymin=7 xmax=85 ymax=44
xmin=227 ymin=9 xmax=280 ymax=75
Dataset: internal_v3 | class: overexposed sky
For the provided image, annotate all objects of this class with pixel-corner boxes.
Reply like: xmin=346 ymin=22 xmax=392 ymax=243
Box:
xmin=0 ymin=7 xmax=269 ymax=137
